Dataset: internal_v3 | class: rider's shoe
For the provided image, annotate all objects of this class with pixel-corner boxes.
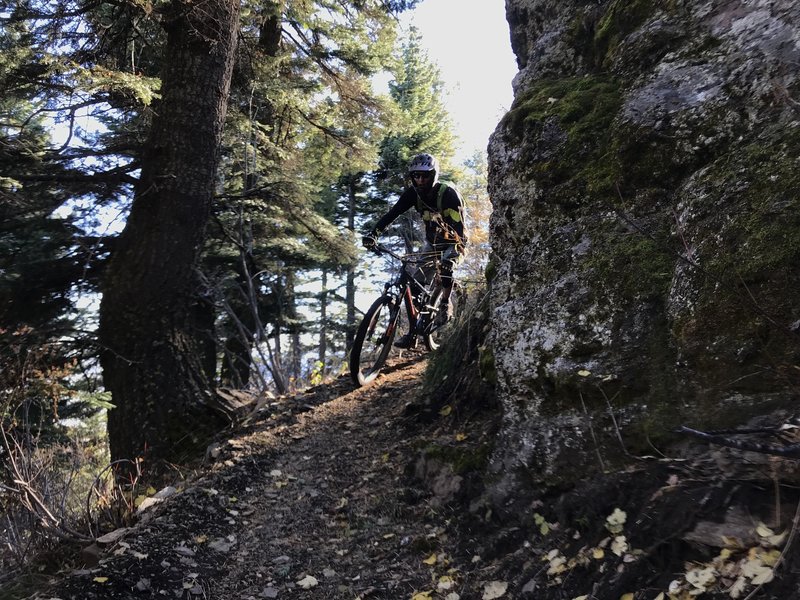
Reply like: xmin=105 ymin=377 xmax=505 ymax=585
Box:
xmin=394 ymin=333 xmax=418 ymax=349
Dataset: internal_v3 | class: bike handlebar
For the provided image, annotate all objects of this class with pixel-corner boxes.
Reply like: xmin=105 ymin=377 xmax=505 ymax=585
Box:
xmin=371 ymin=243 xmax=443 ymax=265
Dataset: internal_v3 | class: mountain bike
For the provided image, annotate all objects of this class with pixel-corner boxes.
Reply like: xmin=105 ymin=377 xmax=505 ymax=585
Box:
xmin=349 ymin=243 xmax=455 ymax=386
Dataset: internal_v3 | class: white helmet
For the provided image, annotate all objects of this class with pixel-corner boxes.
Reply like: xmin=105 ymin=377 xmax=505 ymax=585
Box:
xmin=408 ymin=153 xmax=439 ymax=185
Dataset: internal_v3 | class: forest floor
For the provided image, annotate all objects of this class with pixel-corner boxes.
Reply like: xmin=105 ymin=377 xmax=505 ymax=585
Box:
xmin=37 ymin=353 xmax=508 ymax=600
xmin=29 ymin=353 xmax=800 ymax=600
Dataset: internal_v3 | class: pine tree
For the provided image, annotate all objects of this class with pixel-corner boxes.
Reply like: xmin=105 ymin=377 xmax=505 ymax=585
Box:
xmin=373 ymin=27 xmax=458 ymax=252
xmin=206 ymin=0 xmax=408 ymax=389
xmin=378 ymin=27 xmax=458 ymax=191
xmin=98 ymin=0 xmax=241 ymax=466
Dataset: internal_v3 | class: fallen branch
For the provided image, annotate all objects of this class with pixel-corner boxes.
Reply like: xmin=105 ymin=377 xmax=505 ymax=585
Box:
xmin=677 ymin=425 xmax=800 ymax=458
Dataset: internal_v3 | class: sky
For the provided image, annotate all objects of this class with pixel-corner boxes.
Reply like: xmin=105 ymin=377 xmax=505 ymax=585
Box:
xmin=400 ymin=0 xmax=518 ymax=161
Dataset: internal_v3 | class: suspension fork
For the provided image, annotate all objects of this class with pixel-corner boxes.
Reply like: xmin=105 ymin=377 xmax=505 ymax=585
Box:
xmin=403 ymin=284 xmax=417 ymax=324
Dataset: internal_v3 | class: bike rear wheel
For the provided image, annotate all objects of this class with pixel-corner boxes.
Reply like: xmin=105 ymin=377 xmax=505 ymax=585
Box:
xmin=350 ymin=295 xmax=400 ymax=386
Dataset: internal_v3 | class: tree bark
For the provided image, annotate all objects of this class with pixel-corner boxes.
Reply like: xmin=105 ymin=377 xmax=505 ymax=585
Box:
xmin=318 ymin=268 xmax=328 ymax=371
xmin=99 ymin=0 xmax=240 ymax=466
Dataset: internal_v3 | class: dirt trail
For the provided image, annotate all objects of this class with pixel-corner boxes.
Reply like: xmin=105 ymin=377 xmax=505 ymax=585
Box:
xmin=44 ymin=355 xmax=498 ymax=600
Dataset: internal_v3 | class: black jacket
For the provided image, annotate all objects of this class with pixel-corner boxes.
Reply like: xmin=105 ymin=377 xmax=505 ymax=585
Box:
xmin=374 ymin=182 xmax=468 ymax=246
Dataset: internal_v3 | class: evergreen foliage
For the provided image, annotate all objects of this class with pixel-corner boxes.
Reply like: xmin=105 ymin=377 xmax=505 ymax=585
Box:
xmin=377 ymin=27 xmax=458 ymax=192
xmin=0 ymin=0 xmax=424 ymax=460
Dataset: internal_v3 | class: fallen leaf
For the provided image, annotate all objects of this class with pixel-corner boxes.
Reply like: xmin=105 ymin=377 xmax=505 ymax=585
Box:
xmin=577 ymin=370 xmax=591 ymax=377
xmin=482 ymin=580 xmax=508 ymax=599
xmin=752 ymin=568 xmax=774 ymax=585
xmin=439 ymin=405 xmax=452 ymax=416
xmin=686 ymin=565 xmax=716 ymax=590
xmin=547 ymin=555 xmax=567 ymax=576
xmin=619 ymin=594 xmax=634 ymax=600
xmin=611 ymin=536 xmax=628 ymax=557
xmin=411 ymin=592 xmax=432 ymax=600
xmin=455 ymin=433 xmax=467 ymax=442
xmin=437 ymin=575 xmax=455 ymax=590
xmin=593 ymin=548 xmax=605 ymax=560
xmin=423 ymin=553 xmax=437 ymax=565
xmin=728 ymin=576 xmax=747 ymax=598
xmin=755 ymin=523 xmax=774 ymax=538
xmin=573 ymin=596 xmax=588 ymax=600
xmin=297 ymin=575 xmax=318 ymax=589
xmin=741 ymin=560 xmax=773 ymax=585
xmin=760 ymin=548 xmax=782 ymax=567
xmin=93 ymin=577 xmax=109 ymax=583
xmin=605 ymin=508 xmax=627 ymax=534
xmin=766 ymin=531 xmax=787 ymax=547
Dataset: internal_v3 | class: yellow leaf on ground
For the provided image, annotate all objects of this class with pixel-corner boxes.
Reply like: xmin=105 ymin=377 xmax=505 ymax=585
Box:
xmin=455 ymin=433 xmax=467 ymax=442
xmin=593 ymin=548 xmax=605 ymax=560
xmin=422 ymin=553 xmax=437 ymax=565
xmin=578 ymin=370 xmax=591 ymax=377
xmin=146 ymin=486 xmax=157 ymax=495
xmin=439 ymin=405 xmax=452 ymax=416
xmin=93 ymin=577 xmax=109 ymax=583
xmin=619 ymin=594 xmax=634 ymax=600
xmin=411 ymin=592 xmax=432 ymax=600
xmin=761 ymin=548 xmax=782 ymax=567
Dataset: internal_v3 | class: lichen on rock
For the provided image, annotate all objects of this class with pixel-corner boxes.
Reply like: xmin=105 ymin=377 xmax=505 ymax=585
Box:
xmin=488 ymin=0 xmax=800 ymax=495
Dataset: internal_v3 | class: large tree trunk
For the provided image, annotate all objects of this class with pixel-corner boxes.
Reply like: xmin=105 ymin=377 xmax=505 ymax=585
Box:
xmin=98 ymin=0 xmax=239 ymax=466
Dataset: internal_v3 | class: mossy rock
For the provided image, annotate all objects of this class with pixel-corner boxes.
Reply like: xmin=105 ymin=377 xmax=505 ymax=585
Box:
xmin=501 ymin=75 xmax=623 ymax=196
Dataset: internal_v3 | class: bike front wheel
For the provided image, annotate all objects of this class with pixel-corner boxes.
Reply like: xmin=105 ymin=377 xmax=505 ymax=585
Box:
xmin=350 ymin=295 xmax=400 ymax=386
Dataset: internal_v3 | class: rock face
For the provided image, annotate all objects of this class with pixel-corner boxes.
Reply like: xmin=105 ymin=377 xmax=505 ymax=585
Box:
xmin=488 ymin=0 xmax=800 ymax=497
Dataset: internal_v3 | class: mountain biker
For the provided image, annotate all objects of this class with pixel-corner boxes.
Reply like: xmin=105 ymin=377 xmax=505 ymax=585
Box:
xmin=362 ymin=153 xmax=468 ymax=349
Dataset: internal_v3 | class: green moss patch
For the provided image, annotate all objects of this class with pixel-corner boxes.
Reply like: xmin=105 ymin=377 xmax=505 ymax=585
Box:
xmin=501 ymin=75 xmax=623 ymax=197
xmin=586 ymin=224 xmax=675 ymax=302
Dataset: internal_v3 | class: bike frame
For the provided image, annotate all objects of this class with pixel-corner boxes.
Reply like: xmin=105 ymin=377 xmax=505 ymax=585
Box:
xmin=375 ymin=244 xmax=443 ymax=338
xmin=350 ymin=243 xmax=450 ymax=386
